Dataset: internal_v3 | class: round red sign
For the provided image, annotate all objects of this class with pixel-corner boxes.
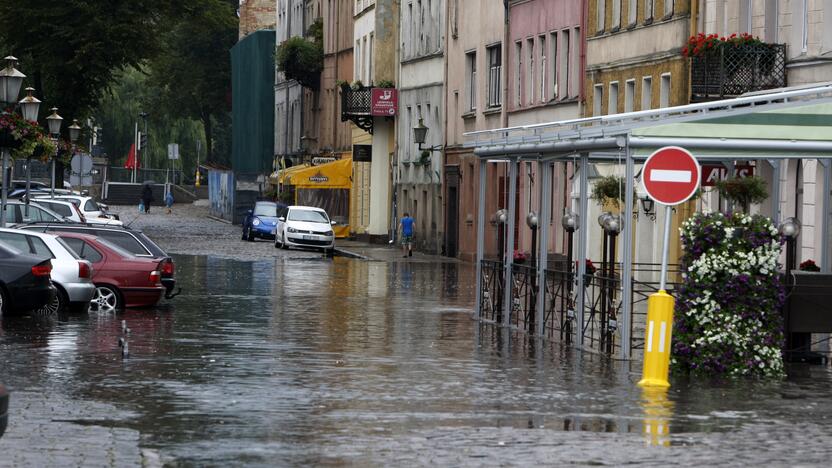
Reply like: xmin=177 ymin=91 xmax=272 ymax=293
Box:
xmin=642 ymin=146 xmax=700 ymax=206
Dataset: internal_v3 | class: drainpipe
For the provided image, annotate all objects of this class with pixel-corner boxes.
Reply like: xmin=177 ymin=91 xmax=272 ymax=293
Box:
xmin=442 ymin=0 xmax=451 ymax=254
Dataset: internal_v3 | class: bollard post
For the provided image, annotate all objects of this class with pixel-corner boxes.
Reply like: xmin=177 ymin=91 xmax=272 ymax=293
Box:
xmin=638 ymin=290 xmax=674 ymax=387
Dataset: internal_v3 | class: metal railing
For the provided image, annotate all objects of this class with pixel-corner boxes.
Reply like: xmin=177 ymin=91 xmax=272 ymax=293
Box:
xmin=691 ymin=43 xmax=787 ymax=101
xmin=478 ymin=260 xmax=682 ymax=358
xmin=340 ymin=84 xmax=374 ymax=133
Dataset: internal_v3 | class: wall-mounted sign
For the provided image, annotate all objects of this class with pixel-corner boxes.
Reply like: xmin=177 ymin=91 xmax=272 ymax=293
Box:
xmin=353 ymin=144 xmax=372 ymax=162
xmin=701 ymin=164 xmax=755 ymax=187
xmin=312 ymin=157 xmax=336 ymax=166
xmin=370 ymin=88 xmax=398 ymax=116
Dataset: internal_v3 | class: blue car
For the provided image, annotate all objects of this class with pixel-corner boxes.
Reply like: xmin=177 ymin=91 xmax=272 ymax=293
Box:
xmin=242 ymin=201 xmax=283 ymax=241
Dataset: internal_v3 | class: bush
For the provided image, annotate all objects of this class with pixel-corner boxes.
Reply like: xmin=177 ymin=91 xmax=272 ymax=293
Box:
xmin=591 ymin=175 xmax=631 ymax=208
xmin=716 ymin=176 xmax=767 ymax=212
xmin=275 ymin=36 xmax=323 ymax=90
xmin=672 ymin=212 xmax=785 ymax=378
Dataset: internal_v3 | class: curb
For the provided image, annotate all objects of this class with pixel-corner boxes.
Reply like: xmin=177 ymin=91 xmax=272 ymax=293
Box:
xmin=334 ymin=248 xmax=369 ymax=260
xmin=206 ymin=215 xmax=233 ymax=225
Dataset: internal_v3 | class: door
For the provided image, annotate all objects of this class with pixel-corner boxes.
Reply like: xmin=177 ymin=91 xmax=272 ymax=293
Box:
xmin=445 ymin=166 xmax=460 ymax=258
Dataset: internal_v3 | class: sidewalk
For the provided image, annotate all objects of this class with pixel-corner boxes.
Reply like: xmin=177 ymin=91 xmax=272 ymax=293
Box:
xmin=335 ymin=239 xmax=461 ymax=263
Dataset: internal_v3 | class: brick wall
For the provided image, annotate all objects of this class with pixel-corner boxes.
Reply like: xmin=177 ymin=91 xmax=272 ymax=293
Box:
xmin=239 ymin=0 xmax=277 ymax=39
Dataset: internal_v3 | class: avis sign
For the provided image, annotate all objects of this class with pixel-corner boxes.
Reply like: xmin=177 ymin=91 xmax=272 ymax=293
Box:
xmin=370 ymin=88 xmax=398 ymax=116
xmin=701 ymin=164 xmax=754 ymax=187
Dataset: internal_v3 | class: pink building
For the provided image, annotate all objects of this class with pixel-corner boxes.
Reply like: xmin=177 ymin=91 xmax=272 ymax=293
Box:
xmin=506 ymin=0 xmax=585 ymax=258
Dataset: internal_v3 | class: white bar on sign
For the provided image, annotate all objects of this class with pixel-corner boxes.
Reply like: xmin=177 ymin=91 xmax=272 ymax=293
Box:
xmin=650 ymin=169 xmax=692 ymax=183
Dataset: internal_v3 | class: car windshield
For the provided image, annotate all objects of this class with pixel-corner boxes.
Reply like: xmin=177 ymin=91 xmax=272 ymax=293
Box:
xmin=254 ymin=203 xmax=278 ymax=217
xmin=97 ymin=237 xmax=137 ymax=258
xmin=287 ymin=209 xmax=329 ymax=223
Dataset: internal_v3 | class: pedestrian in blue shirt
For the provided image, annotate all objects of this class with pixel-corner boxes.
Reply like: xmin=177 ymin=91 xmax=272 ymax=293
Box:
xmin=400 ymin=212 xmax=414 ymax=257
xmin=165 ymin=191 xmax=174 ymax=214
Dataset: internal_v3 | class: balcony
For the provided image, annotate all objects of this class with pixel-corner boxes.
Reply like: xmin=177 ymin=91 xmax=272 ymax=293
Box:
xmin=690 ymin=43 xmax=787 ymax=102
xmin=340 ymin=84 xmax=374 ymax=133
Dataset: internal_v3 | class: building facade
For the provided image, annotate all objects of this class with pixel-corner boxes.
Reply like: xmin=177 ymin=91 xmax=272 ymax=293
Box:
xmin=238 ymin=0 xmax=277 ymax=39
xmin=397 ymin=0 xmax=446 ymax=253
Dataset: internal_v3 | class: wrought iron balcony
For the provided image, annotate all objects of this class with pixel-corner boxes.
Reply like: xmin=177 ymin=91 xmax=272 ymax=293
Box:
xmin=690 ymin=43 xmax=787 ymax=102
xmin=340 ymin=83 xmax=374 ymax=133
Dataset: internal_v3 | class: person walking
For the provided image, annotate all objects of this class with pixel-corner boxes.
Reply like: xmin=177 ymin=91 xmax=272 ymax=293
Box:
xmin=400 ymin=212 xmax=414 ymax=258
xmin=165 ymin=190 xmax=174 ymax=214
xmin=141 ymin=184 xmax=154 ymax=214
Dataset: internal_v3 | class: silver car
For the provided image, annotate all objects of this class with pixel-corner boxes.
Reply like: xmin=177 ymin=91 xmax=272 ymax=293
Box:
xmin=0 ymin=228 xmax=95 ymax=313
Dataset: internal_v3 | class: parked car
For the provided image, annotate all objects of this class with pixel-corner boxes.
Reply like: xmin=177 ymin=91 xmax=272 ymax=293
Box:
xmin=274 ymin=205 xmax=336 ymax=254
xmin=53 ymin=232 xmax=165 ymax=312
xmin=8 ymin=187 xmax=76 ymax=199
xmin=1 ymin=200 xmax=66 ymax=225
xmin=33 ymin=195 xmax=118 ymax=223
xmin=18 ymin=223 xmax=179 ymax=299
xmin=32 ymin=198 xmax=122 ymax=226
xmin=0 ymin=242 xmax=55 ymax=315
xmin=242 ymin=201 xmax=283 ymax=241
xmin=0 ymin=228 xmax=94 ymax=313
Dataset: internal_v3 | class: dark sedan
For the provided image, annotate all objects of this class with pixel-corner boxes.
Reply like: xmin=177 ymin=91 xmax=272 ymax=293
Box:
xmin=0 ymin=242 xmax=55 ymax=315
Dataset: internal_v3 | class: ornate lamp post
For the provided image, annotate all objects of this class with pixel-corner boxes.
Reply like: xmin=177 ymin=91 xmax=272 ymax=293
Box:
xmin=779 ymin=217 xmax=803 ymax=359
xmin=561 ymin=209 xmax=579 ymax=342
xmin=19 ymin=87 xmax=42 ymax=216
xmin=601 ymin=213 xmax=622 ymax=353
xmin=46 ymin=108 xmax=63 ymax=197
xmin=526 ymin=210 xmax=539 ymax=332
xmin=0 ymin=57 xmax=32 ymax=228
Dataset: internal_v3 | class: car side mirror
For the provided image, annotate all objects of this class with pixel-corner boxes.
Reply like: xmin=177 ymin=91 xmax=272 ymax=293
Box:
xmin=278 ymin=217 xmax=286 ymax=222
xmin=331 ymin=220 xmax=337 ymax=225
xmin=246 ymin=209 xmax=253 ymax=216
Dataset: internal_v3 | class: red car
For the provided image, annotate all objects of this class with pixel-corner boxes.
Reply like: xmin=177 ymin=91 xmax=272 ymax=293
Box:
xmin=54 ymin=232 xmax=165 ymax=312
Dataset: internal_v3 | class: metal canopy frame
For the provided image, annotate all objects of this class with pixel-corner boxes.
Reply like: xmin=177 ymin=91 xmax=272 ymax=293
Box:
xmin=467 ymin=84 xmax=832 ymax=359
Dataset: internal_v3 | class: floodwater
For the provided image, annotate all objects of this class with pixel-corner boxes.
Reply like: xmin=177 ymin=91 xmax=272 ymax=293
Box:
xmin=2 ymin=255 xmax=832 ymax=466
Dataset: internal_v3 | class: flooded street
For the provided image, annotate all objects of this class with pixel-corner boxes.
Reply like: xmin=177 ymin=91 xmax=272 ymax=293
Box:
xmin=2 ymin=254 xmax=832 ymax=466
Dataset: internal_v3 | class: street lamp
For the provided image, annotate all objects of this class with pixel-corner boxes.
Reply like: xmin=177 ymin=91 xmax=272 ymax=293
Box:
xmin=46 ymin=107 xmax=63 ymax=197
xmin=778 ymin=217 xmax=803 ymax=361
xmin=18 ymin=87 xmax=42 ymax=212
xmin=68 ymin=119 xmax=82 ymax=143
xmin=0 ymin=57 xmax=28 ymax=228
xmin=640 ymin=196 xmax=656 ymax=220
xmin=413 ymin=118 xmax=441 ymax=153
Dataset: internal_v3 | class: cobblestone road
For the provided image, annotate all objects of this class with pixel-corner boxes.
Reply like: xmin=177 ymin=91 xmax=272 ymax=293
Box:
xmin=111 ymin=203 xmax=324 ymax=261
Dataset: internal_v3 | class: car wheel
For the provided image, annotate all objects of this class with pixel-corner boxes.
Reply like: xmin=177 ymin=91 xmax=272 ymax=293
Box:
xmin=241 ymin=227 xmax=248 ymax=241
xmin=281 ymin=235 xmax=289 ymax=250
xmin=89 ymin=285 xmax=121 ymax=313
xmin=246 ymin=227 xmax=255 ymax=242
xmin=0 ymin=286 xmax=7 ymax=315
xmin=36 ymin=288 xmax=65 ymax=315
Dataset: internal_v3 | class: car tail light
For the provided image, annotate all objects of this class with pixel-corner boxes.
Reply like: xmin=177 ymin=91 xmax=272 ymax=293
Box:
xmin=161 ymin=260 xmax=174 ymax=276
xmin=78 ymin=261 xmax=92 ymax=279
xmin=149 ymin=270 xmax=161 ymax=285
xmin=32 ymin=261 xmax=52 ymax=277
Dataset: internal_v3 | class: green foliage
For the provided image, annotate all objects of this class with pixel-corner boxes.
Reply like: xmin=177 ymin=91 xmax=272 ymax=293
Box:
xmin=716 ymin=176 xmax=768 ymax=212
xmin=376 ymin=80 xmax=395 ymax=88
xmin=674 ymin=212 xmax=785 ymax=378
xmin=276 ymin=34 xmax=323 ymax=90
xmin=591 ymin=175 xmax=630 ymax=208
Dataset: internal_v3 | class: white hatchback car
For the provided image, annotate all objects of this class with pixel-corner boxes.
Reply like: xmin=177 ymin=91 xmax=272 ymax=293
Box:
xmin=0 ymin=228 xmax=95 ymax=313
xmin=34 ymin=195 xmax=122 ymax=226
xmin=274 ymin=206 xmax=336 ymax=254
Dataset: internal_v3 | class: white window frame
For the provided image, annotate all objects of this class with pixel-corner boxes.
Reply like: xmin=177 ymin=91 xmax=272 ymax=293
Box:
xmin=642 ymin=76 xmax=653 ymax=111
xmin=609 ymin=81 xmax=619 ymax=115
xmin=645 ymin=0 xmax=654 ymax=21
xmin=560 ymin=29 xmax=570 ymax=98
xmin=624 ymin=79 xmax=635 ymax=113
xmin=487 ymin=45 xmax=502 ymax=108
xmin=515 ymin=41 xmax=523 ymax=106
xmin=539 ymin=35 xmax=547 ymax=103
xmin=660 ymin=73 xmax=671 ymax=108
xmin=612 ymin=0 xmax=621 ymax=29
xmin=527 ymin=38 xmax=535 ymax=105
xmin=466 ymin=51 xmax=477 ymax=111
xmin=628 ymin=0 xmax=637 ymax=25
xmin=664 ymin=0 xmax=674 ymax=17
xmin=597 ymin=0 xmax=606 ymax=33
xmin=593 ymin=84 xmax=603 ymax=116
xmin=550 ymin=32 xmax=558 ymax=99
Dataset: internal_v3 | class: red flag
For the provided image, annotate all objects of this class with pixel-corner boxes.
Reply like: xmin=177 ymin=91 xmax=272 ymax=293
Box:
xmin=124 ymin=143 xmax=137 ymax=169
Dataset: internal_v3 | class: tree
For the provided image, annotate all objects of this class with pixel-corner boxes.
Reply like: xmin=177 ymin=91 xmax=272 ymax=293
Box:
xmin=148 ymin=0 xmax=237 ymax=164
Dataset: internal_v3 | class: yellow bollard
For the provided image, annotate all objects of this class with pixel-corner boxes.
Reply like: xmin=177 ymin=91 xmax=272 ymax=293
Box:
xmin=195 ymin=170 xmax=201 ymax=188
xmin=638 ymin=290 xmax=674 ymax=388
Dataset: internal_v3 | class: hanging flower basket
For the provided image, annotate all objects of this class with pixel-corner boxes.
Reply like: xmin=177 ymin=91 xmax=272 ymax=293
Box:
xmin=0 ymin=111 xmax=54 ymax=159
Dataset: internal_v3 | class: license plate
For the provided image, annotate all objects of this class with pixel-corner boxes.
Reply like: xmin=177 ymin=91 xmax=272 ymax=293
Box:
xmin=271 ymin=229 xmax=276 ymax=235
xmin=303 ymin=235 xmax=316 ymax=240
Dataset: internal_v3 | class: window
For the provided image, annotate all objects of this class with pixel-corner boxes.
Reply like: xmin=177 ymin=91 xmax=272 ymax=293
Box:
xmin=597 ymin=0 xmax=606 ymax=33
xmin=368 ymin=33 xmax=374 ymax=80
xmin=527 ymin=38 xmax=535 ymax=104
xmin=664 ymin=0 xmax=674 ymax=17
xmin=96 ymin=231 xmax=151 ymax=256
xmin=645 ymin=0 xmax=654 ymax=22
xmin=625 ymin=79 xmax=635 ymax=112
xmin=764 ymin=0 xmax=778 ymax=43
xmin=628 ymin=0 xmax=637 ymax=25
xmin=539 ymin=35 xmax=547 ymax=103
xmin=514 ymin=41 xmax=522 ymax=106
xmin=487 ymin=45 xmax=502 ymax=107
xmin=660 ymin=73 xmax=671 ymax=108
xmin=612 ymin=0 xmax=621 ymax=29
xmin=801 ymin=0 xmax=808 ymax=52
xmin=40 ymin=202 xmax=71 ymax=217
xmin=560 ymin=29 xmax=570 ymax=98
xmin=0 ymin=232 xmax=30 ymax=253
xmin=593 ymin=84 xmax=603 ymax=116
xmin=549 ymin=32 xmax=558 ymax=99
xmin=355 ymin=39 xmax=361 ymax=80
xmin=30 ymin=237 xmax=53 ymax=258
xmin=609 ymin=81 xmax=619 ymax=114
xmin=739 ymin=0 xmax=751 ymax=33
xmin=84 ymin=200 xmax=100 ymax=212
xmin=571 ymin=28 xmax=580 ymax=97
xmin=466 ymin=51 xmax=477 ymax=111
xmin=61 ymin=238 xmax=103 ymax=263
xmin=642 ymin=76 xmax=652 ymax=110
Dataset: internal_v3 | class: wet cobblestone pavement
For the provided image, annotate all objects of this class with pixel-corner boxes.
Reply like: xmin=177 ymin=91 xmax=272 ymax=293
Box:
xmin=2 ymin=208 xmax=832 ymax=465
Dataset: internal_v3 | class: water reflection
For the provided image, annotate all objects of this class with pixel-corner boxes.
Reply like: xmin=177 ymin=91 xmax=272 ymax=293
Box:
xmin=2 ymin=255 xmax=832 ymax=465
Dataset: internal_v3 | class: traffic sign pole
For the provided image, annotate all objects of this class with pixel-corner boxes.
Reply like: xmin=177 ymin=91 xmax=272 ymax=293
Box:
xmin=638 ymin=146 xmax=701 ymax=389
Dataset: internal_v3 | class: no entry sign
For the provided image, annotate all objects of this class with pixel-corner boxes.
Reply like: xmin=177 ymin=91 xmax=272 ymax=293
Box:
xmin=642 ymin=146 xmax=701 ymax=206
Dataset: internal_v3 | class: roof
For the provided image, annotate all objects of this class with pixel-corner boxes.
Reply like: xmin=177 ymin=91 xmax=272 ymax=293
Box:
xmin=466 ymin=83 xmax=832 ymax=161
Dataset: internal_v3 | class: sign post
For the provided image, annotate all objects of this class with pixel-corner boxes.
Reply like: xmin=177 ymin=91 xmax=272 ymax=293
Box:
xmin=638 ymin=146 xmax=700 ymax=388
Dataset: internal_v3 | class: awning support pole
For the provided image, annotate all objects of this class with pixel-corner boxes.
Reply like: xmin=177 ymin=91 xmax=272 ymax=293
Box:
xmin=620 ymin=140 xmax=635 ymax=359
xmin=537 ymin=160 xmax=552 ymax=337
xmin=475 ymin=158 xmax=487 ymax=319
xmin=575 ymin=153 xmax=589 ymax=348
xmin=820 ymin=159 xmax=831 ymax=272
xmin=503 ymin=158 xmax=518 ymax=326
xmin=768 ymin=159 xmax=782 ymax=226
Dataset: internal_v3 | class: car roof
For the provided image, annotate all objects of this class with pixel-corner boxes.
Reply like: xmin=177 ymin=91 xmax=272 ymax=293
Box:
xmin=288 ymin=205 xmax=326 ymax=212
xmin=0 ymin=227 xmax=56 ymax=240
